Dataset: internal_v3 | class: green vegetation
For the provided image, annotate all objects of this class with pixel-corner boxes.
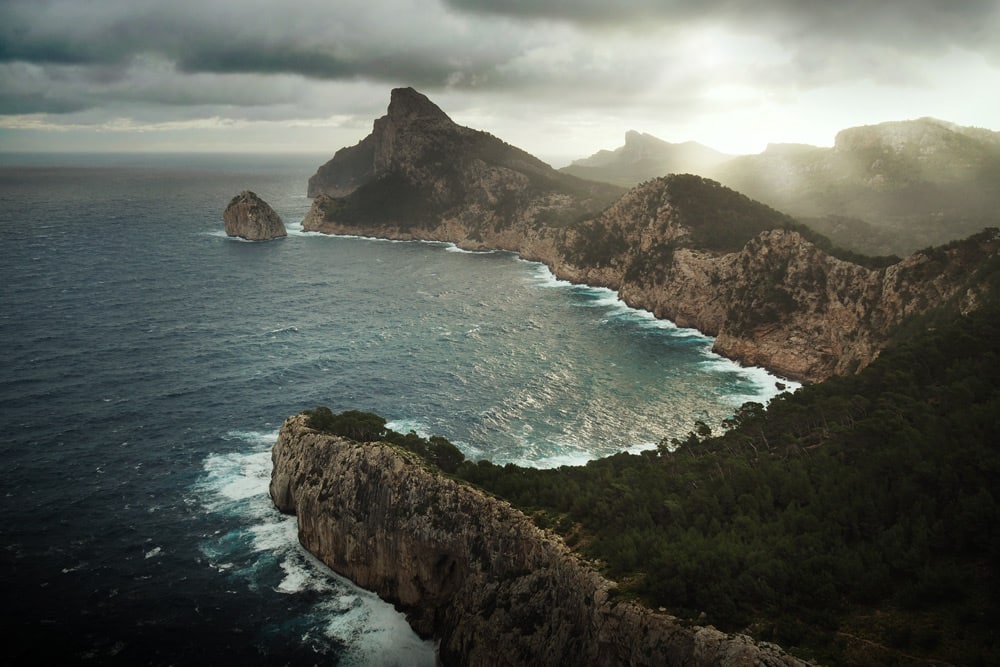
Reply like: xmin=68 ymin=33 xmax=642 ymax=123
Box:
xmin=452 ymin=299 xmax=1000 ymax=665
xmin=304 ymin=407 xmax=466 ymax=473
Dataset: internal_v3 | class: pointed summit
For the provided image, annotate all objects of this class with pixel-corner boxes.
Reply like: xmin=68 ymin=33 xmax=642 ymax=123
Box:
xmin=304 ymin=88 xmax=623 ymax=233
xmin=386 ymin=87 xmax=453 ymax=126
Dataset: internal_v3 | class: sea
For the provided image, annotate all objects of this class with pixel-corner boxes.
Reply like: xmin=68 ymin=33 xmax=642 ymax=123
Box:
xmin=0 ymin=153 xmax=796 ymax=665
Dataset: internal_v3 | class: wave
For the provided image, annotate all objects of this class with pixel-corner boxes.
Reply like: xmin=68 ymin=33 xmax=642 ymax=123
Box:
xmin=194 ymin=430 xmax=435 ymax=666
xmin=521 ymin=260 xmax=572 ymax=288
xmin=444 ymin=244 xmax=498 ymax=255
xmin=516 ymin=257 xmax=797 ymax=400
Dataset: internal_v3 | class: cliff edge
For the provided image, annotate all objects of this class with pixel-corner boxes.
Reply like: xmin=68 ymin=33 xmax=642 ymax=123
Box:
xmin=270 ymin=414 xmax=805 ymax=667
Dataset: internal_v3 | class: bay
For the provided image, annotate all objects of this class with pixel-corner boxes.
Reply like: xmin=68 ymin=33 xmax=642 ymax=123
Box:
xmin=0 ymin=153 xmax=794 ymax=664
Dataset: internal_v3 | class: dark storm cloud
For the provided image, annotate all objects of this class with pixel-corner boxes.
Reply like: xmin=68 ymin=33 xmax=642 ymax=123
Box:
xmin=0 ymin=0 xmax=506 ymax=84
xmin=444 ymin=0 xmax=1000 ymax=56
xmin=3 ymin=0 xmax=996 ymax=114
xmin=1 ymin=0 xmax=997 ymax=155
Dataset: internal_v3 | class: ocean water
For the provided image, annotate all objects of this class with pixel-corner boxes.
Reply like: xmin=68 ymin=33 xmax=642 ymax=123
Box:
xmin=0 ymin=153 xmax=795 ymax=664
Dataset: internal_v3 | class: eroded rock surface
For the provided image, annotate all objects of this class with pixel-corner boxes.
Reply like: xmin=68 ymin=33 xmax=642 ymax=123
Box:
xmin=223 ymin=190 xmax=286 ymax=240
xmin=270 ymin=415 xmax=806 ymax=667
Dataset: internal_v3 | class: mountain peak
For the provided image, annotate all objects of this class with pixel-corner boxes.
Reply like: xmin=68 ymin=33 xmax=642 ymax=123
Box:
xmin=624 ymin=129 xmax=644 ymax=143
xmin=387 ymin=87 xmax=452 ymax=126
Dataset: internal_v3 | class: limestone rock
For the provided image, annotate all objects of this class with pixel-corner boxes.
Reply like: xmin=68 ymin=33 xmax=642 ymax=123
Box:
xmin=304 ymin=87 xmax=624 ymax=234
xmin=223 ymin=190 xmax=286 ymax=240
xmin=270 ymin=415 xmax=806 ymax=667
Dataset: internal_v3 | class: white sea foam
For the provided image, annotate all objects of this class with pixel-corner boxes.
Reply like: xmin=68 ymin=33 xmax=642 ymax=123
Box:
xmin=698 ymin=351 xmax=801 ymax=407
xmin=521 ymin=261 xmax=572 ymax=288
xmin=385 ymin=418 xmax=432 ymax=437
xmin=444 ymin=244 xmax=497 ymax=255
xmin=194 ymin=430 xmax=437 ymax=664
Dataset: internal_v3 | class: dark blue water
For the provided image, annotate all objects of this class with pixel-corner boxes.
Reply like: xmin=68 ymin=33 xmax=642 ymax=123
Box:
xmin=0 ymin=153 xmax=794 ymax=665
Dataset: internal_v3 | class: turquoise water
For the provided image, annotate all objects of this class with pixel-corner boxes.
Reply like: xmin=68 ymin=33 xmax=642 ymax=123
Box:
xmin=0 ymin=153 xmax=794 ymax=664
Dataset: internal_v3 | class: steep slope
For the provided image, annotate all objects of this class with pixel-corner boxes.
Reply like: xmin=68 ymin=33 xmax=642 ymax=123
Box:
xmin=304 ymin=87 xmax=624 ymax=241
xmin=270 ymin=414 xmax=803 ymax=667
xmin=560 ymin=130 xmax=731 ymax=186
xmin=709 ymin=118 xmax=1000 ymax=255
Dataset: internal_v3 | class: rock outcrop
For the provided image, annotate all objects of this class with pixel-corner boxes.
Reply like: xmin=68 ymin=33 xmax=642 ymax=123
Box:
xmin=300 ymin=90 xmax=1000 ymax=383
xmin=223 ymin=190 xmax=286 ymax=240
xmin=270 ymin=414 xmax=805 ymax=667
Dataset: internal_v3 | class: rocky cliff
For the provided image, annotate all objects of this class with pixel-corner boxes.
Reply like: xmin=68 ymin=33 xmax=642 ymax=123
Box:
xmin=300 ymin=90 xmax=1000 ymax=383
xmin=223 ymin=190 xmax=286 ymax=240
xmin=304 ymin=87 xmax=624 ymax=242
xmin=270 ymin=414 xmax=804 ymax=667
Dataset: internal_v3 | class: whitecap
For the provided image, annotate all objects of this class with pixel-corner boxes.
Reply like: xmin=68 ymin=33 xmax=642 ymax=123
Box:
xmin=385 ymin=418 xmax=431 ymax=438
xmin=193 ymin=433 xmax=436 ymax=665
xmin=520 ymin=261 xmax=572 ymax=288
xmin=444 ymin=244 xmax=496 ymax=255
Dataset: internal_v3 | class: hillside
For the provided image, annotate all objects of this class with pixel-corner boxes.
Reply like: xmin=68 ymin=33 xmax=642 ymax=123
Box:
xmin=271 ymin=413 xmax=803 ymax=667
xmin=560 ymin=130 xmax=731 ymax=187
xmin=711 ymin=118 xmax=1000 ymax=256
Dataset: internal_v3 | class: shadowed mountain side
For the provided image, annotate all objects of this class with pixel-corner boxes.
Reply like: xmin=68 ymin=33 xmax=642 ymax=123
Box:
xmin=307 ymin=87 xmax=625 ymax=234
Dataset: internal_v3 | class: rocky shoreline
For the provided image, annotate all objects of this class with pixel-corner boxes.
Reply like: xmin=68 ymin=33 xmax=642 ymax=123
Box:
xmin=270 ymin=414 xmax=806 ymax=667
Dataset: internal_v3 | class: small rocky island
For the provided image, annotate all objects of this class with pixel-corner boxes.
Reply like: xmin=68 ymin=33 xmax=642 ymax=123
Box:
xmin=223 ymin=190 xmax=286 ymax=240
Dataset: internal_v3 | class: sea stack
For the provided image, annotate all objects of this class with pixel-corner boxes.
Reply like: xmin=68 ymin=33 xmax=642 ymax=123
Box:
xmin=223 ymin=190 xmax=286 ymax=240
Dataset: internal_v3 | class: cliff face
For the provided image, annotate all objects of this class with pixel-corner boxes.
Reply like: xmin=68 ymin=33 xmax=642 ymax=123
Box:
xmin=300 ymin=90 xmax=1000 ymax=383
xmin=304 ymin=87 xmax=624 ymax=238
xmin=621 ymin=228 xmax=996 ymax=381
xmin=270 ymin=415 xmax=804 ymax=667
xmin=223 ymin=190 xmax=286 ymax=240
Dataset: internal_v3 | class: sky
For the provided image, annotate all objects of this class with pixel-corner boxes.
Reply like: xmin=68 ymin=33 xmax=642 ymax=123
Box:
xmin=1 ymin=0 xmax=998 ymax=165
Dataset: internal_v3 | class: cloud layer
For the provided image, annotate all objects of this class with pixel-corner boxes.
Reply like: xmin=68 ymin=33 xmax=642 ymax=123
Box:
xmin=2 ymin=0 xmax=998 ymax=156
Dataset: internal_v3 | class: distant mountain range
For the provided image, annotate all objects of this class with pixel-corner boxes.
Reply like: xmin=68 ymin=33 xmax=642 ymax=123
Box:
xmin=561 ymin=118 xmax=1000 ymax=256
xmin=560 ymin=131 xmax=731 ymax=187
